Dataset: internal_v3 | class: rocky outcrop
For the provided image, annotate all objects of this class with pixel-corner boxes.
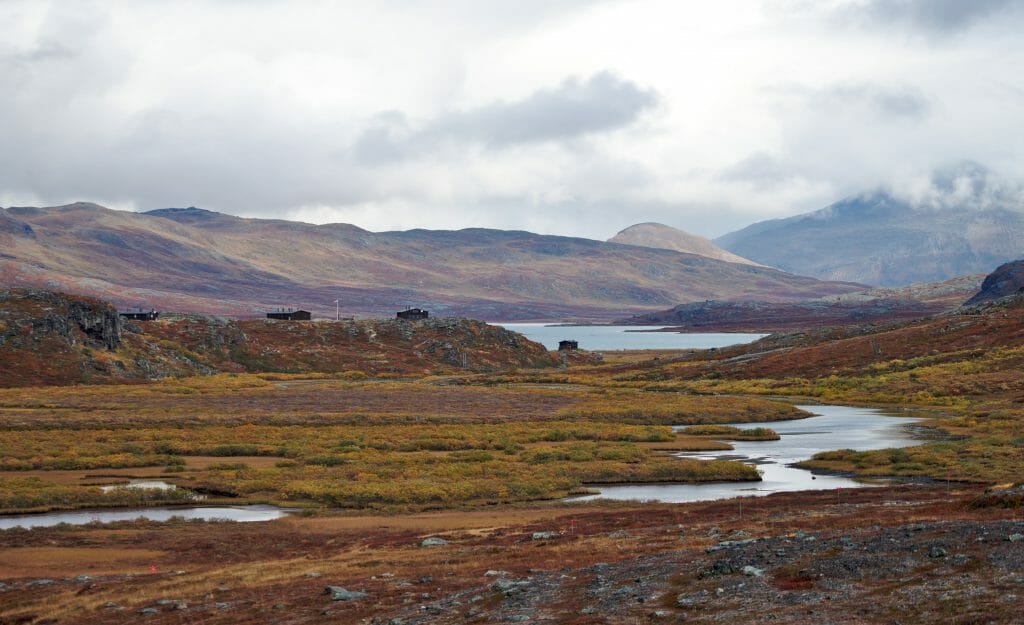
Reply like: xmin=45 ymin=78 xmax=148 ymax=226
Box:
xmin=0 ymin=289 xmax=557 ymax=386
xmin=964 ymin=260 xmax=1024 ymax=306
xmin=144 ymin=315 xmax=555 ymax=375
xmin=0 ymin=289 xmax=121 ymax=350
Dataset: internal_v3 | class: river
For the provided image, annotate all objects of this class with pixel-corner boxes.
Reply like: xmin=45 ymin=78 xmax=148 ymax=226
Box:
xmin=579 ymin=404 xmax=923 ymax=503
xmin=1 ymin=405 xmax=922 ymax=528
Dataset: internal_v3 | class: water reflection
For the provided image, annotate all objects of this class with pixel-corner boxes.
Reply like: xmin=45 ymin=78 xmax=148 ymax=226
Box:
xmin=580 ymin=405 xmax=922 ymax=503
xmin=0 ymin=504 xmax=289 ymax=530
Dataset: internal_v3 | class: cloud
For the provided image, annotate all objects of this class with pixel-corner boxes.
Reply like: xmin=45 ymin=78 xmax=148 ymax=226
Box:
xmin=1 ymin=0 xmax=1023 ymax=241
xmin=852 ymin=0 xmax=1018 ymax=36
xmin=719 ymin=152 xmax=794 ymax=189
xmin=353 ymin=72 xmax=658 ymax=165
xmin=765 ymin=83 xmax=931 ymax=121
xmin=892 ymin=161 xmax=1024 ymax=211
xmin=426 ymin=72 xmax=658 ymax=147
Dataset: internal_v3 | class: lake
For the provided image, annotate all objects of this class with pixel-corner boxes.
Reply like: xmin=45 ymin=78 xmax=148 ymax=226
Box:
xmin=579 ymin=405 xmax=923 ymax=503
xmin=497 ymin=323 xmax=766 ymax=351
xmin=0 ymin=504 xmax=290 ymax=530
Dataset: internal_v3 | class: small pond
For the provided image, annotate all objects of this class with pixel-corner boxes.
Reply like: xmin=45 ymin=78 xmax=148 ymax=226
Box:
xmin=99 ymin=480 xmax=179 ymax=492
xmin=0 ymin=504 xmax=290 ymax=530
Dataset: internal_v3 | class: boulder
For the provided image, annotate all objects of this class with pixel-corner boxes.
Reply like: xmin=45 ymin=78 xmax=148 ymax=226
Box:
xmin=323 ymin=586 xmax=367 ymax=601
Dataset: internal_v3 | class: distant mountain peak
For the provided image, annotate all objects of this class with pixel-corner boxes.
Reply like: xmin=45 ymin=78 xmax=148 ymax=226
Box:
xmin=716 ymin=174 xmax=1024 ymax=286
xmin=609 ymin=222 xmax=760 ymax=266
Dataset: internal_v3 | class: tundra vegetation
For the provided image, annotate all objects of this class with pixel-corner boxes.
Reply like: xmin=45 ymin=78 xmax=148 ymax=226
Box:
xmin=0 ymin=375 xmax=790 ymax=512
xmin=3 ymin=292 xmax=1024 ymax=513
xmin=2 ymin=290 xmax=1024 ymax=623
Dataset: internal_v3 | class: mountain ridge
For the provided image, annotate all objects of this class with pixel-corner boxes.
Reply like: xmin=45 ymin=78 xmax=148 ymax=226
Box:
xmin=716 ymin=182 xmax=1024 ymax=286
xmin=0 ymin=202 xmax=864 ymax=320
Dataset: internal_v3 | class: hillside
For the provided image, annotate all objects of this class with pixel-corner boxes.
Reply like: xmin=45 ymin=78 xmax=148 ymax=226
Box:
xmin=651 ymin=293 xmax=1024 ymax=382
xmin=608 ymin=222 xmax=758 ymax=265
xmin=0 ymin=289 xmax=554 ymax=386
xmin=964 ymin=259 xmax=1024 ymax=305
xmin=617 ymin=274 xmax=983 ymax=332
xmin=617 ymin=298 xmax=946 ymax=332
xmin=0 ymin=203 xmax=863 ymax=320
xmin=716 ymin=186 xmax=1024 ymax=286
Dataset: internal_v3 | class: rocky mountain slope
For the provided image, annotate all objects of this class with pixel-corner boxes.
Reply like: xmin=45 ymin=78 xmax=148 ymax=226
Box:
xmin=618 ymin=274 xmax=984 ymax=332
xmin=0 ymin=203 xmax=862 ymax=320
xmin=0 ymin=289 xmax=554 ymax=386
xmin=608 ymin=222 xmax=758 ymax=265
xmin=964 ymin=259 xmax=1024 ymax=305
xmin=716 ymin=174 xmax=1024 ymax=286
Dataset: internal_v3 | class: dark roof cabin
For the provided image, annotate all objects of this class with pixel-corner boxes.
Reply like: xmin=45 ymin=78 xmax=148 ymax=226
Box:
xmin=267 ymin=309 xmax=312 ymax=321
xmin=397 ymin=308 xmax=429 ymax=320
xmin=119 ymin=309 xmax=160 ymax=321
xmin=558 ymin=340 xmax=578 ymax=351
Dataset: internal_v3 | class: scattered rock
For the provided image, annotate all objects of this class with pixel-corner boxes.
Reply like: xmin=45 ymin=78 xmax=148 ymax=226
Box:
xmin=1009 ymin=534 xmax=1023 ymax=542
xmin=155 ymin=599 xmax=188 ymax=610
xmin=532 ymin=531 xmax=558 ymax=540
xmin=677 ymin=590 xmax=711 ymax=607
xmin=492 ymin=578 xmax=531 ymax=597
xmin=707 ymin=537 xmax=758 ymax=553
xmin=73 ymin=575 xmax=92 ymax=583
xmin=323 ymin=586 xmax=367 ymax=601
xmin=702 ymin=560 xmax=735 ymax=577
xmin=139 ymin=607 xmax=158 ymax=615
xmin=216 ymin=602 xmax=232 ymax=610
xmin=742 ymin=565 xmax=765 ymax=577
xmin=26 ymin=579 xmax=55 ymax=587
xmin=929 ymin=546 xmax=948 ymax=559
xmin=420 ymin=537 xmax=449 ymax=547
xmin=484 ymin=570 xmax=509 ymax=577
xmin=304 ymin=571 xmax=321 ymax=578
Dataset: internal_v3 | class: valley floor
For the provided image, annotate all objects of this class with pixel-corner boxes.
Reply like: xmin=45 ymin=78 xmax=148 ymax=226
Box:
xmin=1 ymin=486 xmax=1022 ymax=624
xmin=3 ymin=294 xmax=1024 ymax=623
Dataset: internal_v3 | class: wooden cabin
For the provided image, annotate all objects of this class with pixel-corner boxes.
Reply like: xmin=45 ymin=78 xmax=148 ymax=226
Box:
xmin=558 ymin=340 xmax=579 ymax=351
xmin=397 ymin=308 xmax=429 ymax=320
xmin=266 ymin=309 xmax=312 ymax=321
xmin=119 ymin=309 xmax=160 ymax=321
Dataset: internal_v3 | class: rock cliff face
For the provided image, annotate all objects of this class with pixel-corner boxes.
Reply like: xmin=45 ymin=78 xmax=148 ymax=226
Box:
xmin=0 ymin=289 xmax=121 ymax=351
xmin=964 ymin=260 xmax=1024 ymax=306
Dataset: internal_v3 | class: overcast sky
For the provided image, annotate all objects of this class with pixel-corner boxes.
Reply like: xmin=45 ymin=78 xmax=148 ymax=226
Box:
xmin=2 ymin=0 xmax=1023 ymax=239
